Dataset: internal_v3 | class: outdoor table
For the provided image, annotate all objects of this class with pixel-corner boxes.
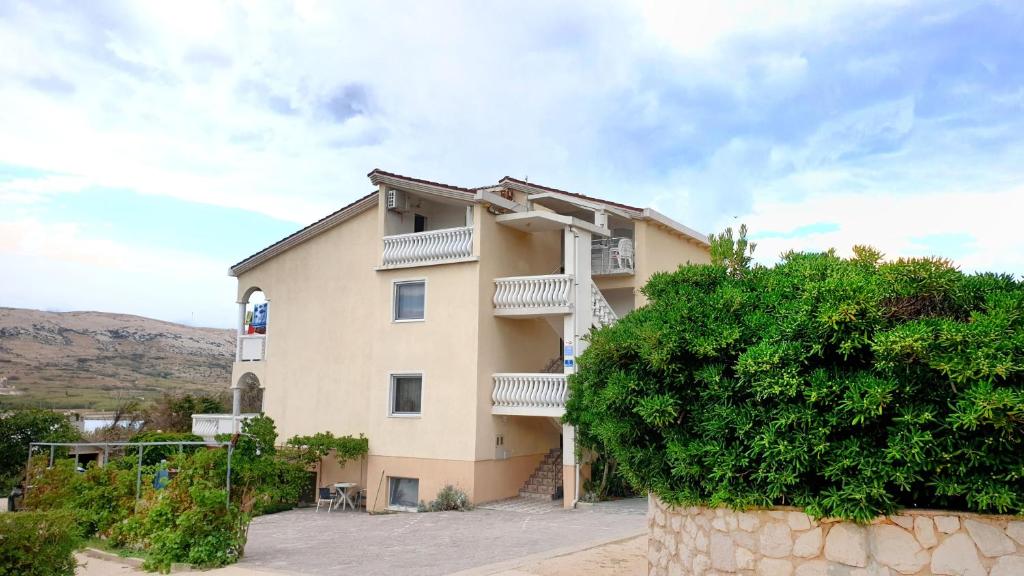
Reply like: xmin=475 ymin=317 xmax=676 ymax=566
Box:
xmin=332 ymin=482 xmax=357 ymax=510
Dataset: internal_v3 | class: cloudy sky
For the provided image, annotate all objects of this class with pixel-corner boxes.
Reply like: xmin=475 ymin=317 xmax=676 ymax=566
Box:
xmin=1 ymin=0 xmax=1022 ymax=328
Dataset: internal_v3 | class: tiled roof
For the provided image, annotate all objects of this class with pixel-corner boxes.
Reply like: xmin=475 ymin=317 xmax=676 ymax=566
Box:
xmin=367 ymin=169 xmax=477 ymax=194
xmin=499 ymin=176 xmax=643 ymax=212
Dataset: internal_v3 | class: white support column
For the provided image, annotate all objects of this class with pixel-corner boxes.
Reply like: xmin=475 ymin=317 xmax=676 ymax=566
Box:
xmin=561 ymin=226 xmax=592 ymax=507
xmin=235 ymin=302 xmax=245 ymax=361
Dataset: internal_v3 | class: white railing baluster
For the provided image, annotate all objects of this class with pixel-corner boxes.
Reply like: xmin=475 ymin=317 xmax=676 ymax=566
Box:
xmin=493 ymin=274 xmax=574 ymax=314
xmin=381 ymin=226 xmax=473 ymax=268
xmin=491 ymin=374 xmax=568 ymax=415
xmin=590 ymin=282 xmax=618 ymax=327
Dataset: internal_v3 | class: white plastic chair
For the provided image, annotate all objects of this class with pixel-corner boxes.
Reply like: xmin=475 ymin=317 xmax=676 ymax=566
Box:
xmin=610 ymin=238 xmax=634 ymax=271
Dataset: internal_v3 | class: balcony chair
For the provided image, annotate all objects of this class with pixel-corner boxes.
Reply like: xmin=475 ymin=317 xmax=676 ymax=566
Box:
xmin=610 ymin=238 xmax=634 ymax=271
xmin=316 ymin=487 xmax=335 ymax=512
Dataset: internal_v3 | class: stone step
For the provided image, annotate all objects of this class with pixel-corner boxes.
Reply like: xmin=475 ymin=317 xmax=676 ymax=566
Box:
xmin=523 ymin=483 xmax=560 ymax=494
xmin=518 ymin=488 xmax=563 ymax=501
xmin=526 ymin=478 xmax=559 ymax=488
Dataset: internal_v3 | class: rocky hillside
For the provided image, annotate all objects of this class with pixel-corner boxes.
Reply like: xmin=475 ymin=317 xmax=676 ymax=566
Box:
xmin=0 ymin=307 xmax=234 ymax=410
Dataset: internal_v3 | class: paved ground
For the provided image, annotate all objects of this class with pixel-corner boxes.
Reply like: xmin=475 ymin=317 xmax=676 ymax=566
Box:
xmin=239 ymin=498 xmax=646 ymax=576
xmin=76 ymin=534 xmax=646 ymax=576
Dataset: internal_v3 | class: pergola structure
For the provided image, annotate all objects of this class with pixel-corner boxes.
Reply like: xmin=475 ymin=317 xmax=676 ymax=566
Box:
xmin=25 ymin=440 xmax=234 ymax=508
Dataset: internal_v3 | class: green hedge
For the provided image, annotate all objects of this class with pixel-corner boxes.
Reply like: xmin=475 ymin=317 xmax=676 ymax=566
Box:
xmin=0 ymin=511 xmax=81 ymax=576
xmin=565 ymin=250 xmax=1024 ymax=521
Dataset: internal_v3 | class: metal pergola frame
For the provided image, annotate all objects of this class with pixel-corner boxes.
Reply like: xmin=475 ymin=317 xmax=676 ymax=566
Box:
xmin=25 ymin=441 xmax=235 ymax=508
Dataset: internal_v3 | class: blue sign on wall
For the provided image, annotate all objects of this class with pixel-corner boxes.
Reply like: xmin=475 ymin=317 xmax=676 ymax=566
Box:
xmin=564 ymin=358 xmax=575 ymax=368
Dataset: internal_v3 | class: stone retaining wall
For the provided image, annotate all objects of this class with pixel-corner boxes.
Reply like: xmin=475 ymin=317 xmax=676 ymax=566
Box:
xmin=648 ymin=495 xmax=1024 ymax=576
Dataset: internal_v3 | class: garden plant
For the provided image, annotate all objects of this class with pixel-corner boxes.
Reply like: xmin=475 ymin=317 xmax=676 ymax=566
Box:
xmin=565 ymin=246 xmax=1024 ymax=522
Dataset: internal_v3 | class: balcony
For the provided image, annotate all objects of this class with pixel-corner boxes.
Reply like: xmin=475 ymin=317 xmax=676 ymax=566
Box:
xmin=237 ymin=334 xmax=266 ymax=362
xmin=592 ymin=237 xmax=634 ymax=276
xmin=191 ymin=413 xmax=258 ymax=441
xmin=381 ymin=226 xmax=474 ymax=269
xmin=491 ymin=373 xmax=567 ymax=417
xmin=494 ymin=274 xmax=574 ymax=317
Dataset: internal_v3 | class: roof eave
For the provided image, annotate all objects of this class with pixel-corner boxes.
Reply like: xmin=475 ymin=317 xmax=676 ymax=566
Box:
xmin=641 ymin=208 xmax=710 ymax=247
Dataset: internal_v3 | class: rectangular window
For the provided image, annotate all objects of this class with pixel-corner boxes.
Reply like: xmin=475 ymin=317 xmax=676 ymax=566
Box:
xmin=390 ymin=374 xmax=422 ymax=416
xmin=388 ymin=477 xmax=419 ymax=511
xmin=394 ymin=281 xmax=425 ymax=321
xmin=414 ymin=213 xmax=427 ymax=233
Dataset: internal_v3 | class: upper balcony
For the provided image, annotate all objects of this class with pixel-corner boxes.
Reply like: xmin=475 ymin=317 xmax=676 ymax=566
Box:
xmin=591 ymin=235 xmax=634 ymax=276
xmin=379 ymin=188 xmax=475 ymax=270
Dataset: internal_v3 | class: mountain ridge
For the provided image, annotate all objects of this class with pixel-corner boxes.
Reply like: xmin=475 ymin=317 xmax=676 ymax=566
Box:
xmin=0 ymin=307 xmax=234 ymax=410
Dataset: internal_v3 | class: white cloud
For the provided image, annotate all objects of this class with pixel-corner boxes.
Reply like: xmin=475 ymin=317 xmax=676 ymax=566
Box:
xmin=743 ymin=186 xmax=1024 ymax=275
xmin=0 ymin=218 xmax=235 ymax=326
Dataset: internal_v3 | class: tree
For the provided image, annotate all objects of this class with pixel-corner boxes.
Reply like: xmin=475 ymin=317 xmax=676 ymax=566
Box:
xmin=707 ymin=223 xmax=756 ymax=277
xmin=0 ymin=408 xmax=79 ymax=493
xmin=142 ymin=392 xmax=229 ymax=432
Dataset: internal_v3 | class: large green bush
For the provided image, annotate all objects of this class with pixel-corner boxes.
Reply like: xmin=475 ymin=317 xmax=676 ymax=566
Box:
xmin=0 ymin=510 xmax=81 ymax=576
xmin=0 ymin=408 xmax=79 ymax=493
xmin=565 ymin=249 xmax=1024 ymax=521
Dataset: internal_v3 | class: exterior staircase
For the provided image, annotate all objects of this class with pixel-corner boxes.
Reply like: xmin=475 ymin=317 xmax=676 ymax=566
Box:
xmin=519 ymin=448 xmax=564 ymax=500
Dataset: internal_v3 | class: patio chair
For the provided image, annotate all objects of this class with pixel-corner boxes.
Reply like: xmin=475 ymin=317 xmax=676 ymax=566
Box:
xmin=610 ymin=238 xmax=634 ymax=271
xmin=316 ymin=487 xmax=335 ymax=512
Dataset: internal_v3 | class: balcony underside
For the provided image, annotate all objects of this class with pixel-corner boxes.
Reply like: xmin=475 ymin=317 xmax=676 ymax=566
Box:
xmin=494 ymin=305 xmax=571 ymax=318
xmin=492 ymin=405 xmax=565 ymax=417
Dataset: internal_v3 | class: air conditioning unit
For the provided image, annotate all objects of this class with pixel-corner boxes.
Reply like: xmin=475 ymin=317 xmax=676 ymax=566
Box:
xmin=386 ymin=189 xmax=408 ymax=212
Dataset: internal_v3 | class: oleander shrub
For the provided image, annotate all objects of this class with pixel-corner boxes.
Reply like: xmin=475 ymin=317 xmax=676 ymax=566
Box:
xmin=564 ymin=248 xmax=1024 ymax=522
xmin=0 ymin=510 xmax=81 ymax=576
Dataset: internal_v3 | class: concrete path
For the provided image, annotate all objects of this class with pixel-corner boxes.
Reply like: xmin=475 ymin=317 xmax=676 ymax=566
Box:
xmin=240 ymin=499 xmax=646 ymax=576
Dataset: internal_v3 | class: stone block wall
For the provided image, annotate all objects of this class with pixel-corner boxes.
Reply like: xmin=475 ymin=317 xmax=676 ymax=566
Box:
xmin=648 ymin=495 xmax=1024 ymax=576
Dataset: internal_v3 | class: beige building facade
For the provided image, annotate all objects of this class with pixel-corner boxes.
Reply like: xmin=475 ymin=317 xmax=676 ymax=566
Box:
xmin=195 ymin=170 xmax=709 ymax=512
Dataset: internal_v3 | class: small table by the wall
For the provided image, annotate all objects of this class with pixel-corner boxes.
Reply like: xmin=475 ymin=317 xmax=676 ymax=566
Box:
xmin=332 ymin=482 xmax=357 ymax=510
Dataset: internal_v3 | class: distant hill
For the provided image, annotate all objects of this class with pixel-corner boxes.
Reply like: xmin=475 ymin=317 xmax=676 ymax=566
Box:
xmin=0 ymin=307 xmax=234 ymax=410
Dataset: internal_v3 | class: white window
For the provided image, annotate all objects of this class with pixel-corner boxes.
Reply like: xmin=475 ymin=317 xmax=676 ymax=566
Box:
xmin=393 ymin=280 xmax=425 ymax=322
xmin=390 ymin=374 xmax=422 ymax=416
xmin=388 ymin=477 xmax=419 ymax=511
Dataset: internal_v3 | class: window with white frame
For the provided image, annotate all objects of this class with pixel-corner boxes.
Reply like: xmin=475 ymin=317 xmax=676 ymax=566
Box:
xmin=388 ymin=477 xmax=419 ymax=511
xmin=393 ymin=280 xmax=425 ymax=321
xmin=390 ymin=374 xmax=422 ymax=416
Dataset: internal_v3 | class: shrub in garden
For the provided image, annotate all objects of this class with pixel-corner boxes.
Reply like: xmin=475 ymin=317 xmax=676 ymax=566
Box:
xmin=128 ymin=431 xmax=205 ymax=466
xmin=418 ymin=484 xmax=471 ymax=512
xmin=25 ymin=415 xmax=313 ymax=572
xmin=564 ymin=248 xmax=1024 ymax=521
xmin=0 ymin=510 xmax=81 ymax=576
xmin=24 ymin=458 xmax=137 ymax=537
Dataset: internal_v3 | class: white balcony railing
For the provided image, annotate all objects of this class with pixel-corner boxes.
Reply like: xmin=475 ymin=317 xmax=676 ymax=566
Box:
xmin=381 ymin=226 xmax=473 ymax=268
xmin=492 ymin=373 xmax=567 ymax=417
xmin=238 ymin=334 xmax=266 ymax=362
xmin=591 ymin=282 xmax=618 ymax=327
xmin=191 ymin=413 xmax=258 ymax=440
xmin=494 ymin=274 xmax=574 ymax=316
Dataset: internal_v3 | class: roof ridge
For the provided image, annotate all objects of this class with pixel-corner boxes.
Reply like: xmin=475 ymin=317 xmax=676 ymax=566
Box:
xmin=499 ymin=176 xmax=642 ymax=212
xmin=368 ymin=169 xmax=476 ymax=194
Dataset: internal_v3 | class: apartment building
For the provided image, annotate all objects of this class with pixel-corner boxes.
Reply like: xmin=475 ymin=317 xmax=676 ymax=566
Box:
xmin=193 ymin=170 xmax=709 ymax=511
